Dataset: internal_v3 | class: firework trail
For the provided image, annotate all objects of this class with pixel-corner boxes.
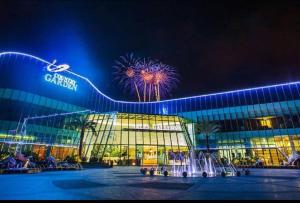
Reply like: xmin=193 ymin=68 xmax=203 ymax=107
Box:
xmin=113 ymin=53 xmax=141 ymax=102
xmin=113 ymin=54 xmax=178 ymax=102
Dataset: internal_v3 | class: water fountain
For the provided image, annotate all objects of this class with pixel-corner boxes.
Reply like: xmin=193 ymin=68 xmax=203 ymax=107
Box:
xmin=154 ymin=149 xmax=240 ymax=178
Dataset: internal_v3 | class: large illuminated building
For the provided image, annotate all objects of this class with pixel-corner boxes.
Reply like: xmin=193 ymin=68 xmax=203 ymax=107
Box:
xmin=0 ymin=52 xmax=300 ymax=166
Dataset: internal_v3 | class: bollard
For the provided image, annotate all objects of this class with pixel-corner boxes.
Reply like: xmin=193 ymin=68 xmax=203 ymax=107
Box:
xmin=150 ymin=168 xmax=154 ymax=176
xmin=202 ymin=172 xmax=207 ymax=178
xmin=163 ymin=170 xmax=168 ymax=177
xmin=221 ymin=171 xmax=226 ymax=177
xmin=182 ymin=171 xmax=187 ymax=178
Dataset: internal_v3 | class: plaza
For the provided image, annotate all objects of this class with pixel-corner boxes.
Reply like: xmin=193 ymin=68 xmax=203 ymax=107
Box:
xmin=0 ymin=167 xmax=300 ymax=200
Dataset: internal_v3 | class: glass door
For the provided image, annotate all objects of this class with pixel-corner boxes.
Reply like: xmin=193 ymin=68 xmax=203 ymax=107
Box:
xmin=136 ymin=145 xmax=143 ymax=166
xmin=143 ymin=146 xmax=157 ymax=166
xmin=157 ymin=146 xmax=166 ymax=166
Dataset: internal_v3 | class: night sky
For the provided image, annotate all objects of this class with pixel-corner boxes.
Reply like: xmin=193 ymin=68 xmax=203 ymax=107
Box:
xmin=1 ymin=0 xmax=300 ymax=101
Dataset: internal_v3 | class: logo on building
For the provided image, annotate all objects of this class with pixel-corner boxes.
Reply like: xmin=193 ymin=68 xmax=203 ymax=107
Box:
xmin=44 ymin=59 xmax=77 ymax=91
xmin=46 ymin=60 xmax=70 ymax=72
xmin=44 ymin=73 xmax=77 ymax=91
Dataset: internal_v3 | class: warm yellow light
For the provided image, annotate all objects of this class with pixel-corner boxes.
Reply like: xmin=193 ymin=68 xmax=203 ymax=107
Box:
xmin=141 ymin=71 xmax=154 ymax=82
xmin=0 ymin=134 xmax=35 ymax=141
xmin=260 ymin=118 xmax=272 ymax=128
xmin=126 ymin=67 xmax=135 ymax=78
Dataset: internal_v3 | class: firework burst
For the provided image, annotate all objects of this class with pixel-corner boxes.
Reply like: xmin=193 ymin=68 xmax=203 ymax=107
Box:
xmin=113 ymin=53 xmax=141 ymax=101
xmin=113 ymin=54 xmax=179 ymax=102
xmin=136 ymin=58 xmax=157 ymax=102
xmin=151 ymin=62 xmax=178 ymax=101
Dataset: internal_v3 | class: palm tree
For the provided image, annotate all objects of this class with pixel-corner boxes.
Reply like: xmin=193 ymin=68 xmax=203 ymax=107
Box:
xmin=195 ymin=120 xmax=220 ymax=154
xmin=66 ymin=115 xmax=97 ymax=159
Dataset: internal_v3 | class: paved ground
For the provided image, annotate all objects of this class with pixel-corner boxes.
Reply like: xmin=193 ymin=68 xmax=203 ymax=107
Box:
xmin=0 ymin=167 xmax=300 ymax=200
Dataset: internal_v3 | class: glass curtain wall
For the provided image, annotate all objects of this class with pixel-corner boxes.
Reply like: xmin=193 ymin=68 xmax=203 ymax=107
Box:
xmin=177 ymin=84 xmax=300 ymax=166
xmin=81 ymin=113 xmax=190 ymax=166
xmin=1 ymin=54 xmax=300 ymax=166
xmin=0 ymin=90 xmax=86 ymax=161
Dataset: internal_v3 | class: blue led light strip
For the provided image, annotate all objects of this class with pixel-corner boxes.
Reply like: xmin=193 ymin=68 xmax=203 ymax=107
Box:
xmin=1 ymin=51 xmax=300 ymax=104
xmin=23 ymin=110 xmax=92 ymax=121
xmin=3 ymin=141 xmax=78 ymax=148
xmin=0 ymin=51 xmax=56 ymax=66
xmin=19 ymin=109 xmax=93 ymax=137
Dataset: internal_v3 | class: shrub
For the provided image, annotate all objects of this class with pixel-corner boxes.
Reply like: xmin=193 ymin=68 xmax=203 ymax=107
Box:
xmin=64 ymin=155 xmax=78 ymax=164
xmin=89 ymin=156 xmax=98 ymax=163
xmin=31 ymin=152 xmax=41 ymax=162
xmin=0 ymin=151 xmax=10 ymax=160
xmin=80 ymin=156 xmax=87 ymax=162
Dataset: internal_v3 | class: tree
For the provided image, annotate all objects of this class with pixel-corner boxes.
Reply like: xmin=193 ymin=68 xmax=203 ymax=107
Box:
xmin=195 ymin=120 xmax=220 ymax=154
xmin=66 ymin=115 xmax=97 ymax=159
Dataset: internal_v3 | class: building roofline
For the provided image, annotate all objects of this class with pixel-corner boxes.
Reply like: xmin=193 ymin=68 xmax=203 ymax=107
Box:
xmin=1 ymin=51 xmax=299 ymax=104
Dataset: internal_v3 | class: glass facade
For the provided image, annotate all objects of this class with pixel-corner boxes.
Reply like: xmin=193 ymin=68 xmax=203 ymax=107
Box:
xmin=0 ymin=88 xmax=85 ymax=161
xmin=81 ymin=113 xmax=190 ymax=166
xmin=1 ymin=52 xmax=300 ymax=166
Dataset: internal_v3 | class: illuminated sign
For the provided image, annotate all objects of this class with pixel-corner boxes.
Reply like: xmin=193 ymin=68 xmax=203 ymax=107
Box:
xmin=43 ymin=59 xmax=76 ymax=91
xmin=45 ymin=73 xmax=77 ymax=91
xmin=46 ymin=59 xmax=70 ymax=72
xmin=128 ymin=123 xmax=181 ymax=131
xmin=153 ymin=124 xmax=181 ymax=131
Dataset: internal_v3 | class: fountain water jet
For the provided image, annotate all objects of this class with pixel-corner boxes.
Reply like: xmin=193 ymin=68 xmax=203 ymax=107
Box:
xmin=155 ymin=149 xmax=239 ymax=178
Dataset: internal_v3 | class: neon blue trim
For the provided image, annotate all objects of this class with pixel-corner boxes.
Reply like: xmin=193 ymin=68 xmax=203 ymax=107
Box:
xmin=1 ymin=51 xmax=299 ymax=104
xmin=0 ymin=51 xmax=56 ymax=66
